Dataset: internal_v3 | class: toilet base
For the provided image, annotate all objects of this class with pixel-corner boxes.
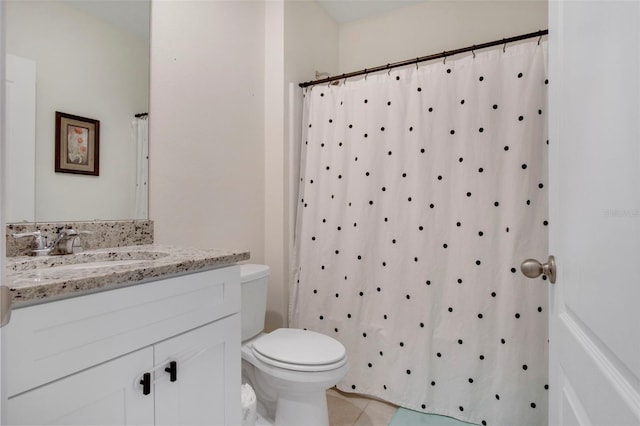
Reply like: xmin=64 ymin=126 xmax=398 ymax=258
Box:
xmin=243 ymin=362 xmax=335 ymax=426
xmin=255 ymin=412 xmax=273 ymax=426
xmin=242 ymin=355 xmax=348 ymax=426
xmin=274 ymin=389 xmax=329 ymax=426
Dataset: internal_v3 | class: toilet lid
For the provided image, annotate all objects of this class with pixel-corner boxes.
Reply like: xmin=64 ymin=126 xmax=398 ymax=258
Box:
xmin=251 ymin=329 xmax=346 ymax=371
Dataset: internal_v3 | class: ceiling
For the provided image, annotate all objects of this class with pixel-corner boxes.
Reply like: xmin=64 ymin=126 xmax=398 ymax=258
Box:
xmin=61 ymin=0 xmax=150 ymax=40
xmin=315 ymin=0 xmax=426 ymax=23
xmin=61 ymin=0 xmax=424 ymax=40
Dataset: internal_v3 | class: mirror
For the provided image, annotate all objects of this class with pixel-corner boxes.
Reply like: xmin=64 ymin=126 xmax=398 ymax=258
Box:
xmin=4 ymin=0 xmax=150 ymax=223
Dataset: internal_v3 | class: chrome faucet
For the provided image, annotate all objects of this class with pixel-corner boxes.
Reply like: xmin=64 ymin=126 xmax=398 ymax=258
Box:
xmin=13 ymin=229 xmax=92 ymax=256
xmin=48 ymin=229 xmax=83 ymax=255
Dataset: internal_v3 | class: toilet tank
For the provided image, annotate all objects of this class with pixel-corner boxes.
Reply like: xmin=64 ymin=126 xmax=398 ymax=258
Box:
xmin=240 ymin=264 xmax=270 ymax=341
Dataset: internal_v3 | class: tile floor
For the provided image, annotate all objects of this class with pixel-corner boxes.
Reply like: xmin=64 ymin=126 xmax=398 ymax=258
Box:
xmin=327 ymin=388 xmax=398 ymax=426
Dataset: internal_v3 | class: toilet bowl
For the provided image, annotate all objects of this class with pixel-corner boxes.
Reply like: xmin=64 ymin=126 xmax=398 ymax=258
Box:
xmin=240 ymin=264 xmax=349 ymax=426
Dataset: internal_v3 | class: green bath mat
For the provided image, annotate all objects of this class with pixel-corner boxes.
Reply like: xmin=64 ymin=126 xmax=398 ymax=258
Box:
xmin=389 ymin=407 xmax=478 ymax=426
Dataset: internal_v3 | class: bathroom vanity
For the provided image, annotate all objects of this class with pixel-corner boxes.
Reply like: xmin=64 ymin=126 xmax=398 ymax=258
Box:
xmin=3 ymin=242 xmax=249 ymax=425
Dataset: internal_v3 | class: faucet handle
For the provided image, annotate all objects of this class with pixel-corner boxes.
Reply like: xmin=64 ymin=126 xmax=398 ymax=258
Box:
xmin=71 ymin=236 xmax=83 ymax=254
xmin=69 ymin=230 xmax=93 ymax=254
xmin=12 ymin=231 xmax=39 ymax=238
xmin=12 ymin=231 xmax=48 ymax=250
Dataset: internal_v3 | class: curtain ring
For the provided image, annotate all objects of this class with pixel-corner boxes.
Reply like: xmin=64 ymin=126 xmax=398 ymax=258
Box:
xmin=364 ymin=68 xmax=368 ymax=80
xmin=443 ymin=52 xmax=447 ymax=65
xmin=472 ymin=45 xmax=476 ymax=59
xmin=538 ymin=32 xmax=543 ymax=45
xmin=503 ymin=39 xmax=507 ymax=53
xmin=415 ymin=58 xmax=419 ymax=70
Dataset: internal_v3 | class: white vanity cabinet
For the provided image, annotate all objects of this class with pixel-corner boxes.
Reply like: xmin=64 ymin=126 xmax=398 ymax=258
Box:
xmin=4 ymin=265 xmax=241 ymax=426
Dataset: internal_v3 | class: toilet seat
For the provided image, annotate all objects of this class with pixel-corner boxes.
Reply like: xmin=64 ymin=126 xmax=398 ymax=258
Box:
xmin=251 ymin=328 xmax=347 ymax=372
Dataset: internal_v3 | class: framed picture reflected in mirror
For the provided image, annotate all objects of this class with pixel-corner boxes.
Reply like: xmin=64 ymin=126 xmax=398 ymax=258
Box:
xmin=55 ymin=111 xmax=100 ymax=176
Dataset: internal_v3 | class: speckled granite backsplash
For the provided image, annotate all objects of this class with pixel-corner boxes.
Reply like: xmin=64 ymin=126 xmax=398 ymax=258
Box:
xmin=6 ymin=220 xmax=153 ymax=257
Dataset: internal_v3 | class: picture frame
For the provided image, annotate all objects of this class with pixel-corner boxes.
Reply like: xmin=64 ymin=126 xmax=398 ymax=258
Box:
xmin=55 ymin=111 xmax=100 ymax=176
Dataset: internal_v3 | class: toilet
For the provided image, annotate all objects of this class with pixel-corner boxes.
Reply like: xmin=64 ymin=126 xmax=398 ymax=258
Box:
xmin=240 ymin=264 xmax=349 ymax=426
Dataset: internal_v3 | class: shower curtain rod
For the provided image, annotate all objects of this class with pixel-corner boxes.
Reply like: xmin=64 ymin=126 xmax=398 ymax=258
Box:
xmin=298 ymin=29 xmax=548 ymax=88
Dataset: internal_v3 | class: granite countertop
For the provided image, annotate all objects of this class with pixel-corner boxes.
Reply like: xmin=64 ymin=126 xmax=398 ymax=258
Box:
xmin=5 ymin=244 xmax=250 ymax=307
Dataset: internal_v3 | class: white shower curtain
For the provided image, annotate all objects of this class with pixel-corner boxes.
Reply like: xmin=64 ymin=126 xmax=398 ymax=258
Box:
xmin=132 ymin=117 xmax=149 ymax=219
xmin=291 ymin=41 xmax=548 ymax=426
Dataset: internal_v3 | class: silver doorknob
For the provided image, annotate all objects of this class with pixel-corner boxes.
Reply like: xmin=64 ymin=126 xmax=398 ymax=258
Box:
xmin=521 ymin=255 xmax=556 ymax=284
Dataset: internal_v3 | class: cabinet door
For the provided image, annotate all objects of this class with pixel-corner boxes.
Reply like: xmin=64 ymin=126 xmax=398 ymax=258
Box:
xmin=6 ymin=347 xmax=154 ymax=425
xmin=154 ymin=315 xmax=241 ymax=426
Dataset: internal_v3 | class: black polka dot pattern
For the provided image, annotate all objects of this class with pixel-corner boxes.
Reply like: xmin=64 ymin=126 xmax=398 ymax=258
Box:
xmin=293 ymin=41 xmax=548 ymax=426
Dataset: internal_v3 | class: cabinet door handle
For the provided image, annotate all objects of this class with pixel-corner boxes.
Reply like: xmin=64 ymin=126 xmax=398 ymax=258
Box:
xmin=164 ymin=361 xmax=177 ymax=382
xmin=140 ymin=372 xmax=151 ymax=395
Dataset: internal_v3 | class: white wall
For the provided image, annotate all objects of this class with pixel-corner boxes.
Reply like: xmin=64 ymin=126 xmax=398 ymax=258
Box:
xmin=262 ymin=0 xmax=338 ymax=330
xmin=285 ymin=1 xmax=340 ymax=85
xmin=264 ymin=0 xmax=287 ymax=330
xmin=150 ymin=1 xmax=265 ymax=262
xmin=6 ymin=1 xmax=149 ymax=222
xmin=339 ymin=1 xmax=548 ymax=72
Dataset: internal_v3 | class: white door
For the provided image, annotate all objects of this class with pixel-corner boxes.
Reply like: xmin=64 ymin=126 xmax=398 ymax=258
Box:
xmin=547 ymin=1 xmax=640 ymax=424
xmin=5 ymin=347 xmax=154 ymax=425
xmin=154 ymin=316 xmax=241 ymax=426
xmin=4 ymin=54 xmax=36 ymax=222
xmin=0 ymin=5 xmax=6 ymax=425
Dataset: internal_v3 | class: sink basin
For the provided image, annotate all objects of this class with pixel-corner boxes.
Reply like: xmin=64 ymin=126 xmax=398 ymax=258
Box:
xmin=50 ymin=259 xmax=148 ymax=271
xmin=7 ymin=250 xmax=171 ymax=273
